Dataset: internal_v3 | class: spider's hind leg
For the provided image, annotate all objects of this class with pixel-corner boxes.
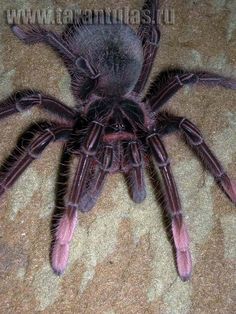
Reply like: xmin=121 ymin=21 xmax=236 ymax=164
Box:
xmin=0 ymin=122 xmax=72 ymax=198
xmin=147 ymin=70 xmax=236 ymax=112
xmin=134 ymin=0 xmax=161 ymax=93
xmin=12 ymin=24 xmax=76 ymax=62
xmin=180 ymin=118 xmax=236 ymax=203
xmin=157 ymin=112 xmax=236 ymax=204
xmin=0 ymin=91 xmax=76 ymax=123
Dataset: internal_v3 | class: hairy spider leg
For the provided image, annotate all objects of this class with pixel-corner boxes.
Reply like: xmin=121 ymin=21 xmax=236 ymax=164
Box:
xmin=147 ymin=71 xmax=236 ymax=112
xmin=156 ymin=113 xmax=236 ymax=204
xmin=12 ymin=24 xmax=77 ymax=62
xmin=134 ymin=0 xmax=160 ymax=93
xmin=12 ymin=24 xmax=101 ymax=102
xmin=0 ymin=124 xmax=71 ymax=197
xmin=180 ymin=118 xmax=236 ymax=203
xmin=147 ymin=133 xmax=192 ymax=281
xmin=51 ymin=121 xmax=104 ymax=274
xmin=0 ymin=92 xmax=76 ymax=124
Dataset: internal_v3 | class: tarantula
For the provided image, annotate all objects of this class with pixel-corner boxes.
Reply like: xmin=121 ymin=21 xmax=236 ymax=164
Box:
xmin=0 ymin=0 xmax=235 ymax=281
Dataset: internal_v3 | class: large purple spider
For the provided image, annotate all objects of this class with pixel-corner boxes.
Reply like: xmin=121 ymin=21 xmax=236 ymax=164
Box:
xmin=0 ymin=0 xmax=235 ymax=281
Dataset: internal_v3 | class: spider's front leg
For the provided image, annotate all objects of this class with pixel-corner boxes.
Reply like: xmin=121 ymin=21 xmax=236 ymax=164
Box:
xmin=0 ymin=92 xmax=76 ymax=123
xmin=0 ymin=123 xmax=72 ymax=197
xmin=51 ymin=121 xmax=104 ymax=274
xmin=147 ymin=133 xmax=192 ymax=281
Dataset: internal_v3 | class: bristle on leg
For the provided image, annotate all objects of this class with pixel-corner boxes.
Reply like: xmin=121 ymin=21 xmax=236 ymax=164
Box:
xmin=55 ymin=207 xmax=78 ymax=244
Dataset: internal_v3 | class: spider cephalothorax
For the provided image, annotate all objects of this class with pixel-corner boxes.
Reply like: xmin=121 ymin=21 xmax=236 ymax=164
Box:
xmin=0 ymin=0 xmax=235 ymax=281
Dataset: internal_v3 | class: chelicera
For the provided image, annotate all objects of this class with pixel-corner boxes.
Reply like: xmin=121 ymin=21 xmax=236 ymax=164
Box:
xmin=0 ymin=0 xmax=235 ymax=281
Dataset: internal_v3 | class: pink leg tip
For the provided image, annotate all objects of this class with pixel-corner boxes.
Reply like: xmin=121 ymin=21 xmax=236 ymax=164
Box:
xmin=172 ymin=216 xmax=190 ymax=251
xmin=51 ymin=242 xmax=69 ymax=275
xmin=177 ymin=250 xmax=192 ymax=281
xmin=221 ymin=177 xmax=236 ymax=204
xmin=56 ymin=209 xmax=77 ymax=244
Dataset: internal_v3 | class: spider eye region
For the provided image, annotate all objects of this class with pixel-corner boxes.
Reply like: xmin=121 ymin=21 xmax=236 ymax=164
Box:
xmin=114 ymin=123 xmax=125 ymax=131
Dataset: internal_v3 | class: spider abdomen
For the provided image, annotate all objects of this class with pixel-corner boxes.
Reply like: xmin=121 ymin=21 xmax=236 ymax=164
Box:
xmin=67 ymin=23 xmax=144 ymax=97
